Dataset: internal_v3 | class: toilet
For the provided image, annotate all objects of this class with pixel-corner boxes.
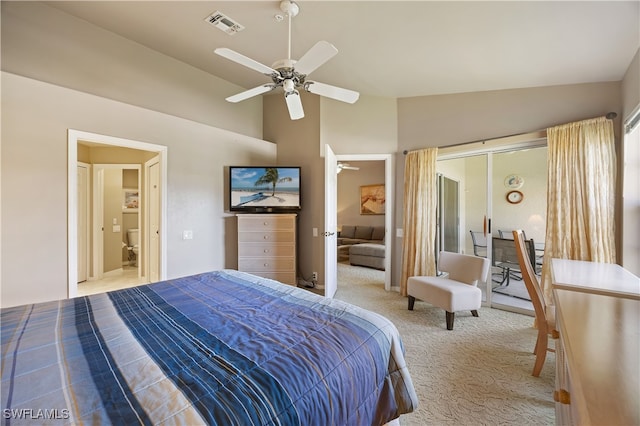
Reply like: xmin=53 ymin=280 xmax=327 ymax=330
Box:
xmin=127 ymin=228 xmax=139 ymax=266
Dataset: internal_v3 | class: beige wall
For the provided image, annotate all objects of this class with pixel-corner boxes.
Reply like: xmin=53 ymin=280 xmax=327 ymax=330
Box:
xmin=1 ymin=1 xmax=279 ymax=307
xmin=1 ymin=72 xmax=276 ymax=307
xmin=337 ymin=161 xmax=386 ymax=228
xmin=2 ymin=2 xmax=636 ymax=306
xmin=264 ymin=94 xmax=398 ymax=285
xmin=321 ymin=96 xmax=398 ymax=155
xmin=1 ymin=1 xmax=263 ymax=138
xmin=491 ymin=148 xmax=547 ymax=243
xmin=263 ymin=92 xmax=322 ymax=282
xmin=395 ymin=82 xmax=623 ymax=285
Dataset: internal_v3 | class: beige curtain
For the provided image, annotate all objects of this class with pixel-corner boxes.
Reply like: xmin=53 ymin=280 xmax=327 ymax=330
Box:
xmin=400 ymin=148 xmax=438 ymax=296
xmin=541 ymin=116 xmax=617 ymax=302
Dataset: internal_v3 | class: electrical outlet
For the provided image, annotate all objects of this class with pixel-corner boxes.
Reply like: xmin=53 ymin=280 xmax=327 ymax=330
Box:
xmin=312 ymin=272 xmax=318 ymax=281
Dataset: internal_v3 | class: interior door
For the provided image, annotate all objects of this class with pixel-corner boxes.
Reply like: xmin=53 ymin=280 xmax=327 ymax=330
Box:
xmin=92 ymin=167 xmax=105 ymax=279
xmin=324 ymin=144 xmax=338 ymax=298
xmin=148 ymin=158 xmax=160 ymax=282
xmin=77 ymin=163 xmax=90 ymax=283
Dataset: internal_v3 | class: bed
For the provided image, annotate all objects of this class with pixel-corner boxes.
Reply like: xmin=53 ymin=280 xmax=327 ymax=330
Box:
xmin=1 ymin=270 xmax=418 ymax=425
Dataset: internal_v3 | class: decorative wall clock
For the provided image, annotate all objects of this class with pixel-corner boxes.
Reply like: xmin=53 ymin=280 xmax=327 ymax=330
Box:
xmin=506 ymin=190 xmax=524 ymax=204
xmin=504 ymin=174 xmax=524 ymax=189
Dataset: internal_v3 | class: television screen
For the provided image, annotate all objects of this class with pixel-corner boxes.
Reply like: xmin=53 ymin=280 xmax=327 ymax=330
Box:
xmin=229 ymin=166 xmax=301 ymax=212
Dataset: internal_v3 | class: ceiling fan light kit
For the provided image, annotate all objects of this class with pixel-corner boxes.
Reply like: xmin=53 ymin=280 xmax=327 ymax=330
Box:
xmin=214 ymin=0 xmax=359 ymax=120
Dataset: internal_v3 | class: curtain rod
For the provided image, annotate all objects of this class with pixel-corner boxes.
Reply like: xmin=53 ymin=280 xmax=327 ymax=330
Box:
xmin=402 ymin=111 xmax=617 ymax=155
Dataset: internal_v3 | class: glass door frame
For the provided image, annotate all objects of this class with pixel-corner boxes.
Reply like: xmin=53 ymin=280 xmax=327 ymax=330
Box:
xmin=437 ymin=134 xmax=546 ymax=314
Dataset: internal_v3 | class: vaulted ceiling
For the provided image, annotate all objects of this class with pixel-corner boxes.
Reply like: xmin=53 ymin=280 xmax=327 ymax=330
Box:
xmin=46 ymin=1 xmax=639 ymax=99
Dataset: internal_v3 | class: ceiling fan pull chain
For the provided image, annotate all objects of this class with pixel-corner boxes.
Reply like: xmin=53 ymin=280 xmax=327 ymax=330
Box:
xmin=287 ymin=11 xmax=292 ymax=60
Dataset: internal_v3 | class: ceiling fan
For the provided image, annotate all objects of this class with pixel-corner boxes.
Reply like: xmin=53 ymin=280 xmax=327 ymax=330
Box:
xmin=214 ymin=0 xmax=359 ymax=120
xmin=337 ymin=162 xmax=360 ymax=174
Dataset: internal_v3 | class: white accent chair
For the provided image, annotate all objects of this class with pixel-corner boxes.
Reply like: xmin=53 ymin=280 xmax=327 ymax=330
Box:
xmin=407 ymin=251 xmax=490 ymax=330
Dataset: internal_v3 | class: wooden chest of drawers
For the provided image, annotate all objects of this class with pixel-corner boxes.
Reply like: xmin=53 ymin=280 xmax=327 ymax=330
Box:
xmin=237 ymin=214 xmax=297 ymax=285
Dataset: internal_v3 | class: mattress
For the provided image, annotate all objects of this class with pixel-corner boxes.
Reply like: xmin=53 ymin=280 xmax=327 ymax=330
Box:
xmin=1 ymin=270 xmax=418 ymax=425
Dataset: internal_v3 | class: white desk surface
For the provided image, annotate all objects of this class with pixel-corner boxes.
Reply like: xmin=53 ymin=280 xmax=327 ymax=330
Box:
xmin=554 ymin=289 xmax=640 ymax=426
xmin=551 ymin=258 xmax=640 ymax=300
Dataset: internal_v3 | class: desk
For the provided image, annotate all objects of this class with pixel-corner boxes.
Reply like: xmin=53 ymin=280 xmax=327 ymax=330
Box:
xmin=551 ymin=259 xmax=640 ymax=426
xmin=551 ymin=258 xmax=640 ymax=300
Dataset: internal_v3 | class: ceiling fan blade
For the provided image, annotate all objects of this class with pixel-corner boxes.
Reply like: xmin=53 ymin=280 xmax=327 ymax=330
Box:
xmin=294 ymin=41 xmax=338 ymax=76
xmin=304 ymin=81 xmax=360 ymax=104
xmin=214 ymin=48 xmax=278 ymax=76
xmin=226 ymin=84 xmax=277 ymax=103
xmin=284 ymin=90 xmax=304 ymax=120
xmin=338 ymin=162 xmax=360 ymax=171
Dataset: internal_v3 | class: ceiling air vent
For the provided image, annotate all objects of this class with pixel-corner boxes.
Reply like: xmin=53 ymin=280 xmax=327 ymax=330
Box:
xmin=205 ymin=11 xmax=244 ymax=35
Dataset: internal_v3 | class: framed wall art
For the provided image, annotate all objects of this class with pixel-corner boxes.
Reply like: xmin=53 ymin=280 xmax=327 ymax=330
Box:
xmin=360 ymin=184 xmax=385 ymax=215
xmin=123 ymin=188 xmax=139 ymax=212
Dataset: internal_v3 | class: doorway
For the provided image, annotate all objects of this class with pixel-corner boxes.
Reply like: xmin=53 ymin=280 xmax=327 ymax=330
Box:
xmin=437 ymin=142 xmax=547 ymax=314
xmin=67 ymin=129 xmax=167 ymax=298
xmin=331 ymin=153 xmax=393 ymax=292
xmin=91 ymin=164 xmax=141 ymax=281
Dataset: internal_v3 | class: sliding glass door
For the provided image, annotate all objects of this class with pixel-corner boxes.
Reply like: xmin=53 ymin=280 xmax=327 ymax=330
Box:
xmin=436 ymin=145 xmax=547 ymax=313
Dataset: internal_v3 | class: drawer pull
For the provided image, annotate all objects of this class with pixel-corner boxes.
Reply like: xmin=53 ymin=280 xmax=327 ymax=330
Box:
xmin=263 ymin=249 xmax=270 ymax=253
xmin=553 ymin=389 xmax=570 ymax=405
xmin=263 ymin=263 xmax=269 ymax=267
xmin=263 ymin=235 xmax=269 ymax=239
xmin=263 ymin=222 xmax=268 ymax=226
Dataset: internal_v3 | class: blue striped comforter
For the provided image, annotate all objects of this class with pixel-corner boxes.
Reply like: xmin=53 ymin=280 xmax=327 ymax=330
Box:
xmin=1 ymin=270 xmax=417 ymax=425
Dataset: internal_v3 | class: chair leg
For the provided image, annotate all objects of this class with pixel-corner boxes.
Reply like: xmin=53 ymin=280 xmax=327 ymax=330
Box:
xmin=471 ymin=310 xmax=479 ymax=317
xmin=408 ymin=296 xmax=416 ymax=310
xmin=445 ymin=311 xmax=455 ymax=330
xmin=532 ymin=330 xmax=548 ymax=377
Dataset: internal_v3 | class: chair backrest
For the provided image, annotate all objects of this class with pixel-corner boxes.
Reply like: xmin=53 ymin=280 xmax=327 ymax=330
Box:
xmin=512 ymin=230 xmax=547 ymax=329
xmin=492 ymin=236 xmax=536 ymax=268
xmin=498 ymin=229 xmax=527 ymax=240
xmin=438 ymin=251 xmax=490 ymax=286
xmin=469 ymin=230 xmax=487 ymax=257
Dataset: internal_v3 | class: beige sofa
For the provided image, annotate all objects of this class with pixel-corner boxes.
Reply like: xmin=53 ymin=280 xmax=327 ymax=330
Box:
xmin=337 ymin=225 xmax=386 ymax=270
xmin=337 ymin=225 xmax=385 ymax=245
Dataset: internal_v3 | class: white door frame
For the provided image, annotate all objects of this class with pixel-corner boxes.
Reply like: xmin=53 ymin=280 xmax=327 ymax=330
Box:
xmin=67 ymin=129 xmax=168 ymax=298
xmin=437 ymin=133 xmax=545 ymax=313
xmin=334 ymin=153 xmax=394 ymax=292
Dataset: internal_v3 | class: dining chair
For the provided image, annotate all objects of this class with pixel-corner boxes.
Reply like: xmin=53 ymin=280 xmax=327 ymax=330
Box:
xmin=499 ymin=229 xmax=543 ymax=274
xmin=512 ymin=229 xmax=559 ymax=377
xmin=469 ymin=230 xmax=487 ymax=258
xmin=491 ymin=237 xmax=524 ymax=285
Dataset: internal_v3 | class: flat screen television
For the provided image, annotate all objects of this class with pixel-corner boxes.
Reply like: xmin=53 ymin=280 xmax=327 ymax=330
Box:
xmin=229 ymin=166 xmax=301 ymax=213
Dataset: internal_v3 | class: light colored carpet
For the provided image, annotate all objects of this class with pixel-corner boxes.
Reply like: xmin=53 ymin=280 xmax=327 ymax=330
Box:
xmin=334 ymin=263 xmax=555 ymax=426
